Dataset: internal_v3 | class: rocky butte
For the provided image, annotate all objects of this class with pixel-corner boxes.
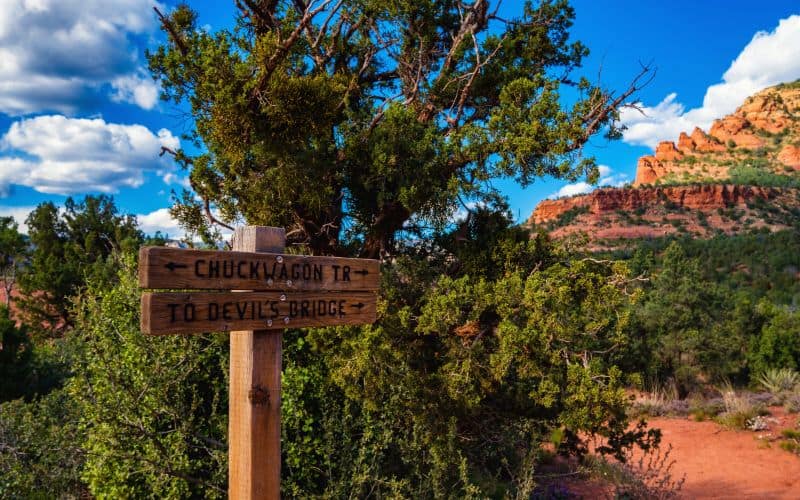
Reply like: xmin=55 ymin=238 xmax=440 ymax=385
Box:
xmin=529 ymin=81 xmax=800 ymax=248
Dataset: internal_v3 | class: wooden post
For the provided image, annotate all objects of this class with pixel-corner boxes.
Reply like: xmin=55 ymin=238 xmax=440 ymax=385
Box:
xmin=229 ymin=226 xmax=285 ymax=499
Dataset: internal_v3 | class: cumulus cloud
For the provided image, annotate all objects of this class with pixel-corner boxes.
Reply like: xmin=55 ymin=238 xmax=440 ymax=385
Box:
xmin=136 ymin=207 xmax=185 ymax=239
xmin=0 ymin=205 xmax=36 ymax=233
xmin=549 ymin=165 xmax=628 ymax=199
xmin=553 ymin=182 xmax=593 ymax=198
xmin=0 ymin=115 xmax=179 ymax=195
xmin=110 ymin=71 xmax=161 ymax=110
xmin=0 ymin=0 xmax=164 ymax=114
xmin=137 ymin=207 xmax=234 ymax=242
xmin=621 ymin=14 xmax=800 ymax=148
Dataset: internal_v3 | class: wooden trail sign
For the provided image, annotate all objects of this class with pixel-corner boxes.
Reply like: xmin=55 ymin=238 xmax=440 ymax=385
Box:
xmin=138 ymin=227 xmax=379 ymax=499
xmin=141 ymin=291 xmax=377 ymax=335
xmin=139 ymin=247 xmax=379 ymax=291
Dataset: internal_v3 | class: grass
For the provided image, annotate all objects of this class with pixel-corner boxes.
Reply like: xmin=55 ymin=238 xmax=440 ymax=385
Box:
xmin=716 ymin=382 xmax=768 ymax=430
xmin=779 ymin=429 xmax=800 ymax=455
xmin=629 ymin=381 xmax=686 ymax=418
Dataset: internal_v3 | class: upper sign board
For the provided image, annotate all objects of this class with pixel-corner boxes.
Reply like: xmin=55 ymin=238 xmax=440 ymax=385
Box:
xmin=139 ymin=247 xmax=380 ymax=292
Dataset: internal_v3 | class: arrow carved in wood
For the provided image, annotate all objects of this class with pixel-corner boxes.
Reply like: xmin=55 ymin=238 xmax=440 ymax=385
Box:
xmin=353 ymin=269 xmax=369 ymax=276
xmin=165 ymin=262 xmax=188 ymax=271
xmin=351 ymin=302 xmax=365 ymax=310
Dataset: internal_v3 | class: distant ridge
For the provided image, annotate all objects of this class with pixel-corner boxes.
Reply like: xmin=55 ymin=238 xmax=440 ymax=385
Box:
xmin=530 ymin=81 xmax=800 ymax=249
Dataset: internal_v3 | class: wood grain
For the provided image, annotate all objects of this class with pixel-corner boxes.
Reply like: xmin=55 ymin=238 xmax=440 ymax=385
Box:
xmin=140 ymin=290 xmax=378 ymax=335
xmin=139 ymin=246 xmax=379 ymax=291
xmin=229 ymin=226 xmax=283 ymax=500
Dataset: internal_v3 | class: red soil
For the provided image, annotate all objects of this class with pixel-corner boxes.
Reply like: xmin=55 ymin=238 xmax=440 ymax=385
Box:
xmin=646 ymin=410 xmax=800 ymax=499
xmin=556 ymin=408 xmax=800 ymax=498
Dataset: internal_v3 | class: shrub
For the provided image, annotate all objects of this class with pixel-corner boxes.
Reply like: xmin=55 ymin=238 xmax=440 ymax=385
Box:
xmin=757 ymin=367 xmax=800 ymax=394
xmin=0 ymin=389 xmax=85 ymax=497
xmin=784 ymin=393 xmax=800 ymax=413
xmin=584 ymin=445 xmax=685 ymax=499
xmin=729 ymin=164 xmax=800 ymax=188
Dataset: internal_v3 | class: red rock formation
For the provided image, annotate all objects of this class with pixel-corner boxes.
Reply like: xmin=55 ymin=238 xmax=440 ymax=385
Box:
xmin=655 ymin=141 xmax=684 ymax=161
xmin=677 ymin=132 xmax=695 ymax=153
xmin=631 ymin=84 xmax=800 ymax=187
xmin=779 ymin=144 xmax=800 ymax=169
xmin=530 ymin=185 xmax=787 ymax=225
xmin=739 ymin=92 xmax=796 ymax=133
xmin=709 ymin=116 xmax=765 ymax=149
xmin=690 ymin=127 xmax=725 ymax=153
xmin=634 ymin=156 xmax=666 ymax=186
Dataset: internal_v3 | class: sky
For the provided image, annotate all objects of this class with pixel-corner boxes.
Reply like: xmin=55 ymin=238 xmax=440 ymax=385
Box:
xmin=0 ymin=0 xmax=799 ymax=238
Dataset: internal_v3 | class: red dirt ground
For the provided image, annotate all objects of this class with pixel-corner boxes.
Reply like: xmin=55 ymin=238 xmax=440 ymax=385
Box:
xmin=564 ymin=408 xmax=800 ymax=498
xmin=645 ymin=410 xmax=800 ymax=499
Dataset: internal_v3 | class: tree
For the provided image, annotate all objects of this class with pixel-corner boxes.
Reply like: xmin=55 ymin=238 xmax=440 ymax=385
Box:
xmin=0 ymin=306 xmax=32 ymax=401
xmin=149 ymin=0 xmax=651 ymax=256
xmin=0 ymin=217 xmax=27 ymax=308
xmin=19 ymin=196 xmax=143 ymax=332
xmin=633 ymin=242 xmax=735 ymax=396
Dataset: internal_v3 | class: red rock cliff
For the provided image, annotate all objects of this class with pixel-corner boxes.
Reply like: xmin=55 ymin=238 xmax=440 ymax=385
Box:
xmin=530 ymin=184 xmax=784 ymax=225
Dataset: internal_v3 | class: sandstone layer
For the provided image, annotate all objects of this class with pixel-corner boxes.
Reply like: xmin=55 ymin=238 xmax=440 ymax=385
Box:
xmin=531 ymin=185 xmax=788 ymax=225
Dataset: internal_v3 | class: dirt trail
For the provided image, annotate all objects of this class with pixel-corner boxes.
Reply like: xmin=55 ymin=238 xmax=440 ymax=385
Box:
xmin=647 ymin=411 xmax=800 ymax=499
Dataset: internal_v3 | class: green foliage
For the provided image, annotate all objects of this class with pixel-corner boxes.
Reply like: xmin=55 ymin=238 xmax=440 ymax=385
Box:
xmin=729 ymin=163 xmax=800 ymax=188
xmin=0 ymin=312 xmax=85 ymax=406
xmin=0 ymin=388 xmax=86 ymax=498
xmin=606 ymin=229 xmax=800 ymax=393
xmin=775 ymin=79 xmax=800 ymax=90
xmin=547 ymin=205 xmax=590 ymax=229
xmin=631 ymin=243 xmax=738 ymax=395
xmin=748 ymin=302 xmax=800 ymax=375
xmin=149 ymin=0 xmax=643 ymax=255
xmin=0 ymin=306 xmax=36 ymax=402
xmin=756 ymin=367 xmax=800 ymax=393
xmin=281 ymin=243 xmax=657 ymax=496
xmin=0 ymin=216 xmax=27 ymax=306
xmin=70 ymin=254 xmax=228 ymax=498
xmin=436 ymin=204 xmax=558 ymax=279
xmin=19 ymin=195 xmax=143 ymax=332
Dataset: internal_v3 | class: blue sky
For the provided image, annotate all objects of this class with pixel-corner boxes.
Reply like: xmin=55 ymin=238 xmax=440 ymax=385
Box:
xmin=0 ymin=1 xmax=798 ymax=238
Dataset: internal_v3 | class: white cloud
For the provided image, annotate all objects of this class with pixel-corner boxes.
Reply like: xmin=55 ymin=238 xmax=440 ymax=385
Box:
xmin=0 ymin=0 xmax=164 ymax=114
xmin=0 ymin=115 xmax=179 ymax=195
xmin=162 ymin=172 xmax=193 ymax=190
xmin=136 ymin=207 xmax=185 ymax=239
xmin=621 ymin=14 xmax=800 ymax=148
xmin=553 ymin=182 xmax=593 ymax=198
xmin=0 ymin=205 xmax=36 ymax=233
xmin=110 ymin=71 xmax=160 ymax=110
xmin=549 ymin=165 xmax=627 ymax=199
xmin=137 ymin=207 xmax=235 ymax=242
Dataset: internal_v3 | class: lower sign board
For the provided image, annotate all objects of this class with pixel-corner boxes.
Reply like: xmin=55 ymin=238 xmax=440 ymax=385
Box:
xmin=141 ymin=291 xmax=377 ymax=335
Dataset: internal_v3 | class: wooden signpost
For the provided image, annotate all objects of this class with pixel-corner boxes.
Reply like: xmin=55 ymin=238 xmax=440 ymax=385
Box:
xmin=138 ymin=226 xmax=379 ymax=499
